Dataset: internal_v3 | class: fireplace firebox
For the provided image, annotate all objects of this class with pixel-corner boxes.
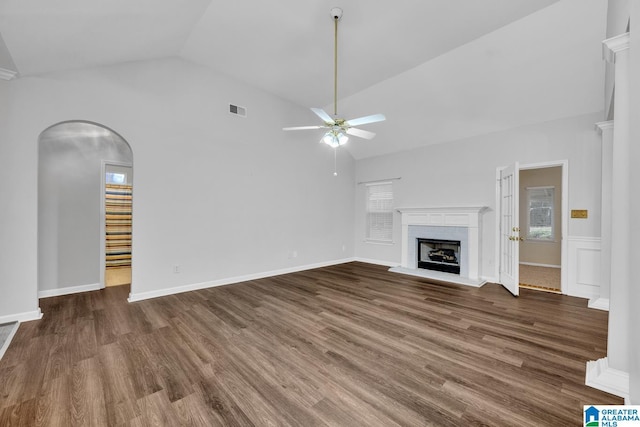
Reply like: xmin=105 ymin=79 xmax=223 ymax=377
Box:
xmin=417 ymin=238 xmax=461 ymax=274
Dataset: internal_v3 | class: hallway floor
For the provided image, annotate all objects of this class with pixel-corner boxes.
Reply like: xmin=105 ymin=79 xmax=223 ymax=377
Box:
xmin=519 ymin=264 xmax=561 ymax=293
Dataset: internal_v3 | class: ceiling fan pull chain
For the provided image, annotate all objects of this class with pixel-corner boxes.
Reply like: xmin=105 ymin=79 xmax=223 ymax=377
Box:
xmin=333 ymin=147 xmax=338 ymax=176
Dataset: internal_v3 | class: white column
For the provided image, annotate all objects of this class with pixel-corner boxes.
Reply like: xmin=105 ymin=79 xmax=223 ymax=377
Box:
xmin=628 ymin=2 xmax=640 ymax=404
xmin=590 ymin=121 xmax=613 ymax=310
xmin=585 ymin=33 xmax=630 ymax=401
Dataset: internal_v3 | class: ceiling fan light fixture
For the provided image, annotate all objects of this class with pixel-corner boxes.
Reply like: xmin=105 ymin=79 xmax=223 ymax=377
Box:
xmin=322 ymin=130 xmax=348 ymax=148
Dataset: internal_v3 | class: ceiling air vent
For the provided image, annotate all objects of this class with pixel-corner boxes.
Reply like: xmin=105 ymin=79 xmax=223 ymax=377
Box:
xmin=229 ymin=104 xmax=247 ymax=118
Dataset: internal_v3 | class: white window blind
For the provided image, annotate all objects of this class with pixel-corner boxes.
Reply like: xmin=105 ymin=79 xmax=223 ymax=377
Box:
xmin=366 ymin=182 xmax=393 ymax=242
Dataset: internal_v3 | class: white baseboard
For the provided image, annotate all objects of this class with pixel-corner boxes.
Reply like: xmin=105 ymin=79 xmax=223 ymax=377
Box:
xmin=585 ymin=357 xmax=629 ymax=400
xmin=128 ymin=258 xmax=356 ymax=303
xmin=588 ymin=297 xmax=610 ymax=311
xmin=481 ymin=275 xmax=498 ymax=284
xmin=353 ymin=257 xmax=399 ymax=268
xmin=519 ymin=262 xmax=561 ymax=268
xmin=38 ymin=283 xmax=102 ymax=299
xmin=0 ymin=321 xmax=20 ymax=361
xmin=0 ymin=308 xmax=43 ymax=324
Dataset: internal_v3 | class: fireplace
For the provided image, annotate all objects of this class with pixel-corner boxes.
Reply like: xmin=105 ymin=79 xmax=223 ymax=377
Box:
xmin=391 ymin=206 xmax=488 ymax=287
xmin=417 ymin=238 xmax=461 ymax=274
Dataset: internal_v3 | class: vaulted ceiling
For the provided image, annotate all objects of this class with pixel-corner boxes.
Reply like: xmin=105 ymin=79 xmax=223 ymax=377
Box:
xmin=0 ymin=0 xmax=607 ymax=159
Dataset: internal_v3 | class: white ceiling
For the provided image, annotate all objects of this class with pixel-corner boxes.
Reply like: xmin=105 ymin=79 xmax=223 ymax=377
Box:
xmin=0 ymin=0 xmax=607 ymax=159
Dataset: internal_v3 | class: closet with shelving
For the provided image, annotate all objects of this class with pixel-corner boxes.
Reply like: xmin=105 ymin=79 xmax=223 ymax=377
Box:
xmin=105 ymin=183 xmax=132 ymax=287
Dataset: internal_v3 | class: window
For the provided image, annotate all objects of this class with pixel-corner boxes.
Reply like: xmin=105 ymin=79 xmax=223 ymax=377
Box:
xmin=106 ymin=172 xmax=126 ymax=184
xmin=527 ymin=186 xmax=554 ymax=241
xmin=366 ymin=182 xmax=393 ymax=243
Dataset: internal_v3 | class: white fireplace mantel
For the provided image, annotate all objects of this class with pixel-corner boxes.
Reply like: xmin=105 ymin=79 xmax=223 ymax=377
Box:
xmin=396 ymin=206 xmax=488 ymax=228
xmin=395 ymin=206 xmax=488 ymax=284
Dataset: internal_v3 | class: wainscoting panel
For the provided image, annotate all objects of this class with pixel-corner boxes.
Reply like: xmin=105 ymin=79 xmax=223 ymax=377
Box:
xmin=567 ymin=236 xmax=601 ymax=300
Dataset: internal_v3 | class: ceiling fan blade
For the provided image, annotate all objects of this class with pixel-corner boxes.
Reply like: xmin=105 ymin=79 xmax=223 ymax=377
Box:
xmin=346 ymin=127 xmax=376 ymax=140
xmin=311 ymin=108 xmax=336 ymax=125
xmin=346 ymin=113 xmax=386 ymax=127
xmin=283 ymin=125 xmax=324 ymax=131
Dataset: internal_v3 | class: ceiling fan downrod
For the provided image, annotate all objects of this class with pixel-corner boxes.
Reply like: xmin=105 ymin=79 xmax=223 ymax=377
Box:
xmin=331 ymin=7 xmax=342 ymax=117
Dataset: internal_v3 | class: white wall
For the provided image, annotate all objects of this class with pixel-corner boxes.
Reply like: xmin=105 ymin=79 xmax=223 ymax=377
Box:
xmin=0 ymin=57 xmax=355 ymax=319
xmin=0 ymin=80 xmax=39 ymax=322
xmin=354 ymin=112 xmax=603 ymax=281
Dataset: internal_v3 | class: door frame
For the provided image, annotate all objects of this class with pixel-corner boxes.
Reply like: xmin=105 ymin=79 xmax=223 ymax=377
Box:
xmin=494 ymin=159 xmax=569 ymax=294
xmin=100 ymin=160 xmax=133 ymax=289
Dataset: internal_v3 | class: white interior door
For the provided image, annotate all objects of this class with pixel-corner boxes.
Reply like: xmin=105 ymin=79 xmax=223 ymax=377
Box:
xmin=499 ymin=163 xmax=520 ymax=296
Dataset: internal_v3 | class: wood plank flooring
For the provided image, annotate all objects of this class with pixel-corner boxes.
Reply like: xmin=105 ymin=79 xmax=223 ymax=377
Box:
xmin=0 ymin=262 xmax=622 ymax=426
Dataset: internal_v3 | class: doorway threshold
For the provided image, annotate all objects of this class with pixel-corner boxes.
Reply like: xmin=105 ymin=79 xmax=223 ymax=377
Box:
xmin=519 ymin=283 xmax=561 ymax=294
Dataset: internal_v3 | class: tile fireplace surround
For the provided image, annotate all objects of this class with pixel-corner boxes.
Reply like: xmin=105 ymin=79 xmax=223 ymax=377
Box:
xmin=390 ymin=206 xmax=488 ymax=287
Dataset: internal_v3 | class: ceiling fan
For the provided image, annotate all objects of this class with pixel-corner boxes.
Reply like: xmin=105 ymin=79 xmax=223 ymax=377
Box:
xmin=283 ymin=7 xmax=386 ymax=149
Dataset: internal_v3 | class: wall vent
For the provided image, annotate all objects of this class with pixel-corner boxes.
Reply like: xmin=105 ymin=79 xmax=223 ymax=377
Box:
xmin=229 ymin=104 xmax=247 ymax=118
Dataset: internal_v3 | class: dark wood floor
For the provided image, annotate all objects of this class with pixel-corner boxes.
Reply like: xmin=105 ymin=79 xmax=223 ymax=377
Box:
xmin=0 ymin=262 xmax=622 ymax=426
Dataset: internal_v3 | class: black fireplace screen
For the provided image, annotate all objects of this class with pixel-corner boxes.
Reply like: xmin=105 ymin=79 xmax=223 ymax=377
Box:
xmin=417 ymin=238 xmax=461 ymax=274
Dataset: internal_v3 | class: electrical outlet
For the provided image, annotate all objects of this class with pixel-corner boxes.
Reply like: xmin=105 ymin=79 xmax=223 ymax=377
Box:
xmin=173 ymin=264 xmax=180 ymax=273
xmin=342 ymin=244 xmax=346 ymax=252
xmin=292 ymin=250 xmax=298 ymax=258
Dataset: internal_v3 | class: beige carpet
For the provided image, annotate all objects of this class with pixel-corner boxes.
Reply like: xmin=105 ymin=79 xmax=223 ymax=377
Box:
xmin=519 ymin=264 xmax=561 ymax=292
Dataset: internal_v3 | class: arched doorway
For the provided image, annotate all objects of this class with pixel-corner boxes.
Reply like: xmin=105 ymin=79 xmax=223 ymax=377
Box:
xmin=38 ymin=121 xmax=133 ymax=297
